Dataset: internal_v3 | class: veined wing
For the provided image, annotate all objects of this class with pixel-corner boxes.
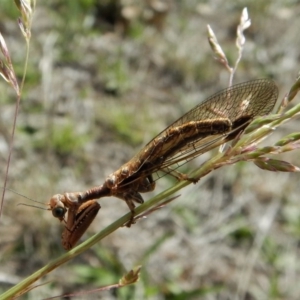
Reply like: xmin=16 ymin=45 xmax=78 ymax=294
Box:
xmin=118 ymin=79 xmax=278 ymax=184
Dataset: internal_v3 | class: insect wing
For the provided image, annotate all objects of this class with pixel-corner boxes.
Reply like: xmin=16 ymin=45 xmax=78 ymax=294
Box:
xmin=169 ymin=78 xmax=278 ymax=128
xmin=124 ymin=79 xmax=278 ymax=181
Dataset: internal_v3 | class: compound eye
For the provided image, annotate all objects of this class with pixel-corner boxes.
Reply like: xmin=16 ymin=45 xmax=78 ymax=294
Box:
xmin=52 ymin=206 xmax=66 ymax=219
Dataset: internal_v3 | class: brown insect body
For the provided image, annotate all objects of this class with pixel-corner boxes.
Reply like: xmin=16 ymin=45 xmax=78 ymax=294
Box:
xmin=48 ymin=79 xmax=278 ymax=249
xmin=62 ymin=200 xmax=100 ymax=250
xmin=104 ymin=79 xmax=277 ymax=202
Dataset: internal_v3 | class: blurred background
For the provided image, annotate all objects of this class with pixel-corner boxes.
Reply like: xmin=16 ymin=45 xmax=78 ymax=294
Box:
xmin=0 ymin=1 xmax=300 ymax=299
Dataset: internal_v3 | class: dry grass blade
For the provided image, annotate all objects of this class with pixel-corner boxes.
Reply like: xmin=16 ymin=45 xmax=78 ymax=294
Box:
xmin=236 ymin=7 xmax=251 ymax=50
xmin=0 ymin=33 xmax=19 ymax=93
xmin=207 ymin=24 xmax=231 ymax=72
xmin=0 ymin=0 xmax=35 ymax=217
xmin=40 ymin=267 xmax=141 ymax=299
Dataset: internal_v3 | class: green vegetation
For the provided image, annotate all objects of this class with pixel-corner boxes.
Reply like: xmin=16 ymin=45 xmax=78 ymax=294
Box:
xmin=1 ymin=1 xmax=300 ymax=300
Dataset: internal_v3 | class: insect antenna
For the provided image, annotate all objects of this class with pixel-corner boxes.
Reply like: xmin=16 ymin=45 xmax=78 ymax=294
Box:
xmin=1 ymin=187 xmax=46 ymax=206
xmin=17 ymin=203 xmax=48 ymax=210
